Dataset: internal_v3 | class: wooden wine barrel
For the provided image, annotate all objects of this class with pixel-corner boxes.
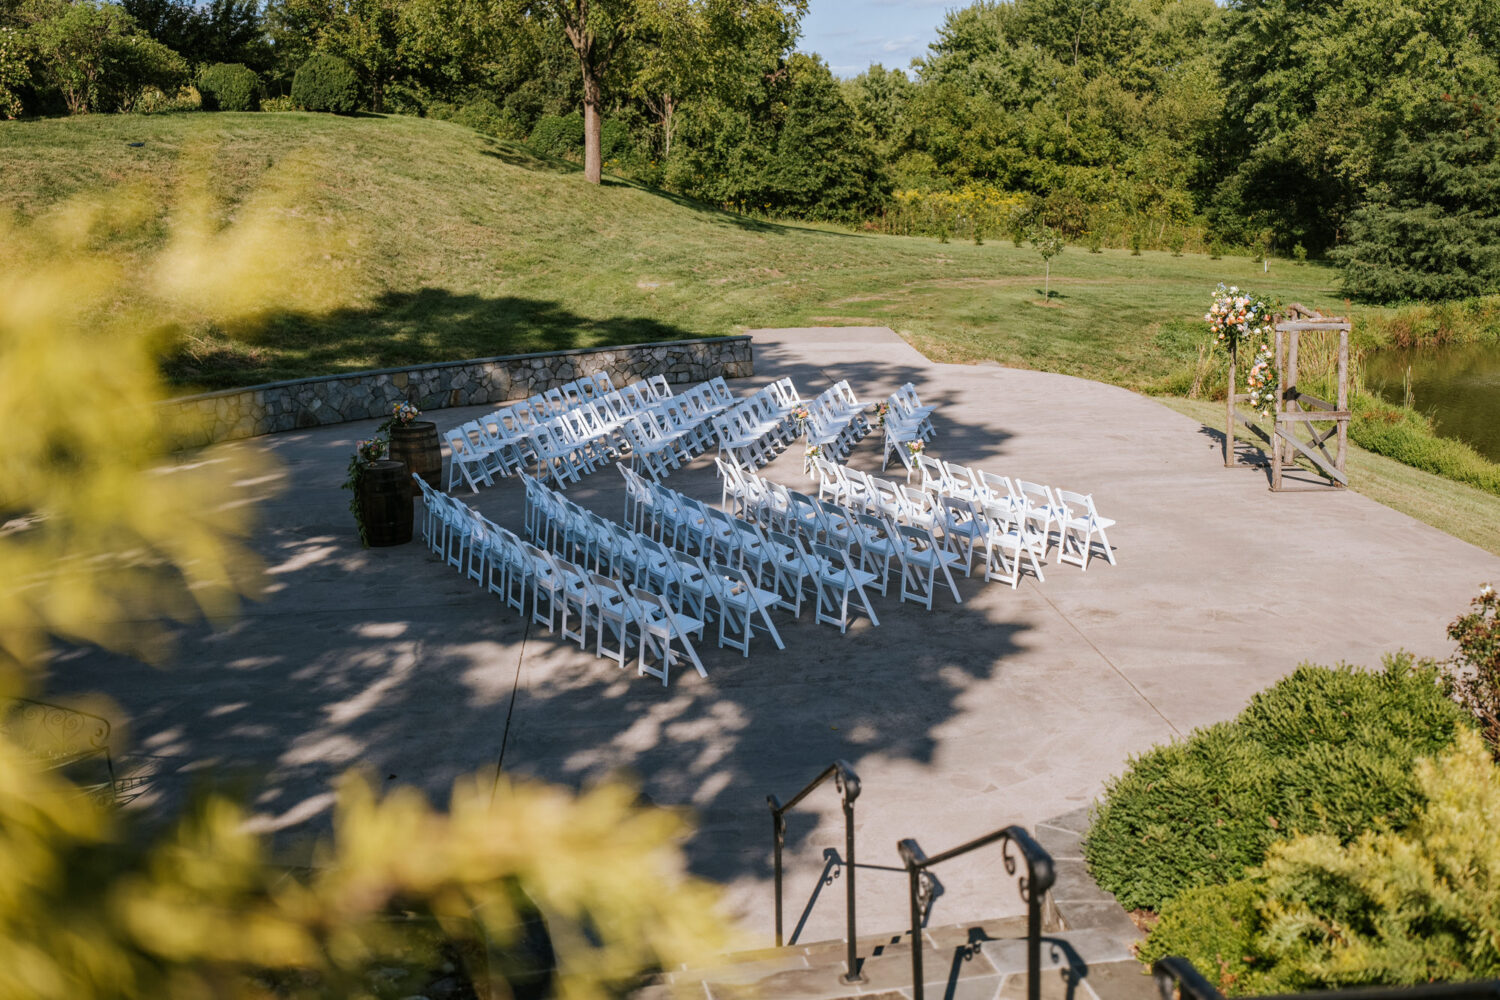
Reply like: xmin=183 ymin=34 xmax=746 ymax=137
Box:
xmin=358 ymin=460 xmax=413 ymax=547
xmin=389 ymin=421 xmax=442 ymax=494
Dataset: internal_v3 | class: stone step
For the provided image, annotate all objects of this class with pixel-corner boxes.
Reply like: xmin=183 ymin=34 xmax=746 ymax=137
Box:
xmin=635 ymin=916 xmax=1155 ymax=1000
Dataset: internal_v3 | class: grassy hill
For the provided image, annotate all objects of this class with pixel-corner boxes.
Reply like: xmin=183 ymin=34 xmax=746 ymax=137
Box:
xmin=0 ymin=111 xmax=1342 ymax=392
xmin=5 ymin=111 xmax=1499 ymax=550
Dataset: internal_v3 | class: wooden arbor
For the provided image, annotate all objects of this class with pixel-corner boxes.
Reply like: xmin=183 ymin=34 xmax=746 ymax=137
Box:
xmin=1225 ymin=304 xmax=1351 ymax=491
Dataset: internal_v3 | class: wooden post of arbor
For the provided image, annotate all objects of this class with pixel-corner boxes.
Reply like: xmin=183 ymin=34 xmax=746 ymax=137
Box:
xmin=1224 ymin=342 xmax=1237 ymax=467
xmin=1224 ymin=303 xmax=1352 ymax=491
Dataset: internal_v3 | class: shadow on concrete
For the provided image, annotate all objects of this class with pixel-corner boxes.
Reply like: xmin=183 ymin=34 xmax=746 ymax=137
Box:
xmin=48 ymin=342 xmax=1064 ymax=945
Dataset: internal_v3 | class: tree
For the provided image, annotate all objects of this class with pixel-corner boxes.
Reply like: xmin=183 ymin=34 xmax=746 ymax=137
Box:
xmin=25 ymin=0 xmax=185 ymax=113
xmin=1331 ymin=93 xmax=1500 ymax=302
xmin=271 ymin=0 xmax=402 ymax=110
xmin=626 ymin=0 xmax=703 ymax=158
xmin=122 ymin=0 xmax=269 ymax=71
xmin=1031 ymin=224 xmax=1064 ymax=299
xmin=538 ymin=0 xmax=637 ymax=184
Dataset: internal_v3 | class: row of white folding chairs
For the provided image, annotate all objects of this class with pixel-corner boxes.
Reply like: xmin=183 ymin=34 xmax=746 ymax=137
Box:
xmin=413 ymin=473 xmax=705 ymax=686
xmin=713 ymin=377 xmax=803 ymax=469
xmin=816 ymin=453 xmax=1115 ymax=572
xmin=912 ymin=455 xmax=1117 ymax=570
xmin=619 ymin=464 xmax=885 ymax=633
xmin=716 ymin=458 xmax=984 ymax=607
xmin=811 ymin=455 xmax=1050 ymax=579
xmin=523 ymin=473 xmax=787 ymax=653
xmin=753 ymin=457 xmax=1054 ymax=593
xmin=802 ymin=380 xmax=872 ymax=465
xmin=440 ymin=373 xmax=630 ymax=493
xmin=880 ymin=384 xmax=938 ymax=474
xmin=620 ymin=380 xmax=734 ymax=482
xmin=445 ymin=376 xmax=734 ymax=492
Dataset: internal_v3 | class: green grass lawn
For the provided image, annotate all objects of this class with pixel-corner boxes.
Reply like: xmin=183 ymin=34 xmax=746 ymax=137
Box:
xmin=4 ymin=111 xmax=1497 ymax=548
xmin=0 ymin=111 xmax=1341 ymax=392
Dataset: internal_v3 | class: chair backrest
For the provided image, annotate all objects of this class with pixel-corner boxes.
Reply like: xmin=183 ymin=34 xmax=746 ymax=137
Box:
xmin=1018 ymin=480 xmax=1054 ymax=509
xmin=1056 ymin=489 xmax=1090 ymax=518
xmin=895 ymin=523 xmax=935 ymax=551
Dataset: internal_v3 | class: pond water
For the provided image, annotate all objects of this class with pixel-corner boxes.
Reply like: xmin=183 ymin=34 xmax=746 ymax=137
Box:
xmin=1364 ymin=342 xmax=1500 ymax=462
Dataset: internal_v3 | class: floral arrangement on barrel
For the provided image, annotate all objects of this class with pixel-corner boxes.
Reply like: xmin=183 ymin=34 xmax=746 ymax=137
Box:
xmin=380 ymin=400 xmax=421 ymax=434
xmin=343 ymin=436 xmax=388 ymax=547
xmin=1207 ymin=283 xmax=1280 ymax=420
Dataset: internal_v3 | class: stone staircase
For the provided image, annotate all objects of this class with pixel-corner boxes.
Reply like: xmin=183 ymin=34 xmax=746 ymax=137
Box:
xmin=635 ymin=810 xmax=1157 ymax=1000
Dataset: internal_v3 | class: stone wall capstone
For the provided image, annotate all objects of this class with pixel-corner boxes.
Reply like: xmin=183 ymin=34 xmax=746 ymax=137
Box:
xmin=161 ymin=336 xmax=754 ymax=446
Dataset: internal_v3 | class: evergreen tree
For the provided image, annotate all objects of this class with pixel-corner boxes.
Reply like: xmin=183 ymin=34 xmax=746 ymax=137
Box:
xmin=1333 ymin=94 xmax=1500 ymax=302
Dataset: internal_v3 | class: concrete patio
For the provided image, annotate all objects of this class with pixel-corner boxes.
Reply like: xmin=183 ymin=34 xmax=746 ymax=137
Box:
xmin=48 ymin=327 xmax=1500 ymax=980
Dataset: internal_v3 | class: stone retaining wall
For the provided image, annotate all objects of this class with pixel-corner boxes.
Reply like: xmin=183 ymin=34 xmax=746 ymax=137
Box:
xmin=162 ymin=336 xmax=754 ymax=446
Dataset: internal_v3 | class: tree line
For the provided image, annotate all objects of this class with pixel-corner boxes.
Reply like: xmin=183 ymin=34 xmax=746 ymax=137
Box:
xmin=3 ymin=0 xmax=1499 ymax=302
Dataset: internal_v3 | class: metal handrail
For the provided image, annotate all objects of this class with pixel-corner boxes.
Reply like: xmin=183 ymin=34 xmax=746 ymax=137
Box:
xmin=1154 ymin=959 xmax=1500 ymax=1000
xmin=897 ymin=825 xmax=1055 ymax=1000
xmin=768 ymin=760 xmax=864 ymax=984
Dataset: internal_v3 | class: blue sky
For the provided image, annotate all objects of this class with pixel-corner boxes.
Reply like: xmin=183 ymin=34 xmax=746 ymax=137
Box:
xmin=800 ymin=0 xmax=954 ymax=78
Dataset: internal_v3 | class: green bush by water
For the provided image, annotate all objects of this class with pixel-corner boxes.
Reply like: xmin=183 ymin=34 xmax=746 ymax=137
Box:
xmin=1084 ymin=655 xmax=1470 ymax=912
xmin=1350 ymin=393 xmax=1500 ymax=496
xmin=291 ymin=55 xmax=357 ymax=114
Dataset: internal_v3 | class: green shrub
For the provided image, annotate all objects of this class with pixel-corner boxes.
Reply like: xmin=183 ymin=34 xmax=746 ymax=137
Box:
xmin=260 ymin=94 xmax=292 ymax=112
xmin=134 ymin=84 xmax=200 ymax=114
xmin=291 ymin=54 xmax=358 ymax=114
xmin=1446 ymin=584 xmax=1500 ymax=753
xmin=1350 ymin=393 xmax=1500 ymax=497
xmin=1084 ymin=655 xmax=1470 ymax=911
xmin=529 ymin=111 xmax=584 ymax=157
xmin=198 ymin=62 xmax=259 ymax=112
xmin=1130 ymin=231 xmax=1144 ymax=255
xmin=1138 ymin=881 xmax=1267 ymax=995
xmin=1140 ymin=731 xmax=1500 ymax=994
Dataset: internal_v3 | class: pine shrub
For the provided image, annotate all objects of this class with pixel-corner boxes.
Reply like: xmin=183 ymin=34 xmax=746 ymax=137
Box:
xmin=291 ymin=54 xmax=358 ymax=114
xmin=198 ymin=62 xmax=258 ymax=112
xmin=1084 ymin=655 xmax=1470 ymax=911
xmin=1140 ymin=731 xmax=1500 ymax=994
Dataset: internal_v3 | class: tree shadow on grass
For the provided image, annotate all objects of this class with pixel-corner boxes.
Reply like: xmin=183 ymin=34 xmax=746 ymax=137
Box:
xmin=164 ymin=288 xmax=710 ymax=391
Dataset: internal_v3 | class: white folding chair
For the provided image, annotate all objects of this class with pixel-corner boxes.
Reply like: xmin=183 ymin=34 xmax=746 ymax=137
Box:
xmin=893 ymin=524 xmax=964 ymax=610
xmin=1055 ymin=490 xmax=1116 ymax=570
xmin=631 ymin=587 xmax=707 ymax=687
xmin=810 ymin=542 xmax=880 ymax=633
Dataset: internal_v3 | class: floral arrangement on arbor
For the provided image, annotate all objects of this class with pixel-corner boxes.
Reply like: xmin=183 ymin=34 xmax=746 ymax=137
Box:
xmin=1246 ymin=342 xmax=1280 ymax=419
xmin=1207 ymin=283 xmax=1282 ymax=419
xmin=1206 ymin=283 xmax=1274 ymax=354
